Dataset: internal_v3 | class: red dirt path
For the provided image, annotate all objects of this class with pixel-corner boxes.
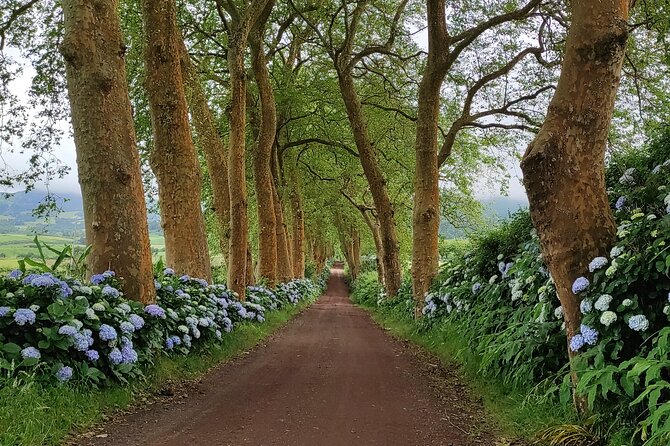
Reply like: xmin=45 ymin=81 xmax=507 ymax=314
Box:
xmin=75 ymin=266 xmax=495 ymax=446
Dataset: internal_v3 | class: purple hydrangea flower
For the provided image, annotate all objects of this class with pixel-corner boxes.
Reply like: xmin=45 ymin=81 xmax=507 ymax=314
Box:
xmin=129 ymin=314 xmax=145 ymax=330
xmin=98 ymin=324 xmax=117 ymax=341
xmin=144 ymin=304 xmax=166 ymax=318
xmin=101 ymin=285 xmax=120 ymax=299
xmin=56 ymin=366 xmax=73 ymax=382
xmin=615 ymin=196 xmax=626 ymax=211
xmin=85 ymin=350 xmax=99 ymax=361
xmin=572 ymin=277 xmax=589 ymax=294
xmin=21 ymin=346 xmax=40 ymax=359
xmin=569 ymin=334 xmax=585 ymax=352
xmin=108 ymin=348 xmax=123 ymax=365
xmin=90 ymin=274 xmax=105 ymax=285
xmin=14 ymin=308 xmax=36 ymax=326
xmin=580 ymin=324 xmax=599 ymax=345
xmin=0 ymin=306 xmax=11 ymax=317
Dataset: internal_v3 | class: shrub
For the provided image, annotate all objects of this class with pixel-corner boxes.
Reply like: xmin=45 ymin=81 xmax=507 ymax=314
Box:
xmin=0 ymin=265 xmax=327 ymax=387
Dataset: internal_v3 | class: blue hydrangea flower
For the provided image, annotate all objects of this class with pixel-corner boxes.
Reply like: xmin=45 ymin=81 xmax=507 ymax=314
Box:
xmin=595 ymin=294 xmax=613 ymax=311
xmin=580 ymin=299 xmax=593 ymax=314
xmin=73 ymin=332 xmax=93 ymax=351
xmin=154 ymin=280 xmax=162 ymax=290
xmin=215 ymin=329 xmax=222 ymax=339
xmin=85 ymin=350 xmax=99 ymax=361
xmin=0 ymin=306 xmax=11 ymax=317
xmin=98 ymin=324 xmax=117 ymax=341
xmin=90 ymin=274 xmax=105 ymax=285
xmin=121 ymin=345 xmax=138 ymax=364
xmin=58 ymin=325 xmax=78 ymax=337
xmin=165 ymin=337 xmax=175 ymax=350
xmin=21 ymin=346 xmax=40 ymax=359
xmin=588 ymin=257 xmax=608 ymax=273
xmin=120 ymin=321 xmax=135 ymax=334
xmin=102 ymin=270 xmax=115 ymax=278
xmin=163 ymin=267 xmax=175 ymax=276
xmin=182 ymin=334 xmax=192 ymax=348
xmin=102 ymin=285 xmax=120 ymax=299
xmin=170 ymin=335 xmax=181 ymax=346
xmin=179 ymin=275 xmax=190 ymax=283
xmin=615 ymin=196 xmax=626 ymax=211
xmin=193 ymin=278 xmax=208 ymax=288
xmin=581 ymin=324 xmax=599 ymax=345
xmin=14 ymin=308 xmax=36 ymax=326
xmin=109 ymin=348 xmax=123 ymax=365
xmin=572 ymin=277 xmax=589 ymax=294
xmin=628 ymin=314 xmax=649 ymax=332
xmin=7 ymin=269 xmax=21 ymax=280
xmin=129 ymin=314 xmax=145 ymax=330
xmin=145 ymin=304 xmax=166 ymax=318
xmin=56 ymin=366 xmax=73 ymax=382
xmin=570 ymin=334 xmax=585 ymax=352
xmin=472 ymin=283 xmax=481 ymax=294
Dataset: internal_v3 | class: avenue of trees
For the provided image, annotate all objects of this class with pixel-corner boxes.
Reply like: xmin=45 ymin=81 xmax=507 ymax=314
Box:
xmin=2 ymin=0 xmax=670 ymax=407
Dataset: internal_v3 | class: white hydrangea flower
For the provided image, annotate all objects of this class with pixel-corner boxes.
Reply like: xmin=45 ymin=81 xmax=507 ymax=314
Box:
xmin=664 ymin=305 xmax=670 ymax=315
xmin=85 ymin=308 xmax=98 ymax=320
xmin=92 ymin=303 xmax=105 ymax=312
xmin=600 ymin=311 xmax=617 ymax=326
xmin=610 ymin=245 xmax=624 ymax=258
xmin=595 ymin=294 xmax=613 ymax=311
xmin=554 ymin=306 xmax=564 ymax=320
xmin=605 ymin=264 xmax=618 ymax=277
xmin=512 ymin=290 xmax=523 ymax=301
xmin=525 ymin=275 xmax=536 ymax=285
xmin=29 ymin=304 xmax=40 ymax=312
xmin=178 ymin=325 xmax=189 ymax=333
xmin=489 ymin=275 xmax=498 ymax=285
xmin=622 ymin=298 xmax=633 ymax=307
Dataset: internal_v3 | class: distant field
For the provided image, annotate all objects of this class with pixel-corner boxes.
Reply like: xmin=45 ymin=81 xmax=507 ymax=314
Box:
xmin=0 ymin=233 xmax=166 ymax=272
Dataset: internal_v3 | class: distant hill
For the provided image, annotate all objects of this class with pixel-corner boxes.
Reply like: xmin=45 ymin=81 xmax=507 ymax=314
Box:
xmin=0 ymin=190 xmax=162 ymax=236
xmin=439 ymin=196 xmax=528 ymax=239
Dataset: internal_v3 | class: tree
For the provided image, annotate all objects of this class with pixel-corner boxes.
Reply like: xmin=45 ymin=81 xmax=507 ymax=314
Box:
xmin=411 ymin=0 xmax=545 ymax=308
xmin=249 ymin=1 xmax=278 ymax=285
xmin=141 ymin=0 xmax=211 ymax=280
xmin=521 ymin=0 xmax=632 ymax=411
xmin=177 ymin=33 xmax=232 ymax=268
xmin=60 ymin=0 xmax=155 ymax=303
xmin=216 ymin=0 xmax=271 ymax=298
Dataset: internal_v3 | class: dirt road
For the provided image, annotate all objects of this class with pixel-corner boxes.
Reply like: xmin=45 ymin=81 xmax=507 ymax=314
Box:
xmin=76 ymin=266 xmax=494 ymax=446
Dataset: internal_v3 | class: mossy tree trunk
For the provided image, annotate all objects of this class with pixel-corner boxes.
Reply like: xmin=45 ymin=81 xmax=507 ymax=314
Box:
xmin=521 ymin=0 xmax=631 ymax=412
xmin=61 ymin=0 xmax=155 ymax=303
xmin=141 ymin=0 xmax=211 ymax=281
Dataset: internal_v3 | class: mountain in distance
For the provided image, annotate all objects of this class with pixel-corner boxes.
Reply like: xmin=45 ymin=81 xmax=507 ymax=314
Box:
xmin=439 ymin=195 xmax=528 ymax=239
xmin=0 ymin=189 xmax=162 ymax=236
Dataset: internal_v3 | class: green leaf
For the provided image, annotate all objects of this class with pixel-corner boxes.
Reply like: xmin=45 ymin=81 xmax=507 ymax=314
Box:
xmin=38 ymin=339 xmax=50 ymax=349
xmin=1 ymin=343 xmax=21 ymax=355
xmin=47 ymin=302 xmax=67 ymax=318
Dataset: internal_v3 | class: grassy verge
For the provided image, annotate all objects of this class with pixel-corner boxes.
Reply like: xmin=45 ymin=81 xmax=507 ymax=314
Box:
xmin=354 ymin=298 xmax=576 ymax=442
xmin=0 ymin=298 xmax=315 ymax=446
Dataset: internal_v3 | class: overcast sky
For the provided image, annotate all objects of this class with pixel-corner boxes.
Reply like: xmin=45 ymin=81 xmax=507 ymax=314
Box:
xmin=1 ymin=42 xmax=528 ymax=202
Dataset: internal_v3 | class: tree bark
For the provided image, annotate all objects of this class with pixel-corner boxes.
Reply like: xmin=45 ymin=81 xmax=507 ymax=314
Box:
xmin=361 ymin=211 xmax=385 ymax=285
xmin=520 ymin=0 xmax=630 ymax=412
xmin=141 ymin=0 xmax=211 ymax=281
xmin=336 ymin=70 xmax=402 ymax=296
xmin=60 ymin=0 xmax=155 ymax=303
xmin=412 ymin=0 xmax=449 ymax=309
xmin=250 ymin=4 xmax=278 ymax=286
xmin=287 ymin=159 xmax=305 ymax=278
xmin=271 ymin=144 xmax=293 ymax=282
xmin=177 ymin=36 xmax=231 ymax=266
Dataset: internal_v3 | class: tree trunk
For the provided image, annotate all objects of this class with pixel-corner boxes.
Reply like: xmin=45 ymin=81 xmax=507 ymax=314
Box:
xmin=61 ymin=0 xmax=155 ymax=304
xmin=287 ymin=159 xmax=305 ymax=278
xmin=520 ymin=0 xmax=630 ymax=412
xmin=141 ymin=0 xmax=211 ymax=281
xmin=271 ymin=145 xmax=293 ymax=282
xmin=177 ymin=36 xmax=231 ymax=266
xmin=336 ymin=71 xmax=402 ymax=296
xmin=226 ymin=36 xmax=250 ymax=299
xmin=250 ymin=11 xmax=278 ymax=286
xmin=361 ymin=211 xmax=385 ymax=284
xmin=412 ymin=0 xmax=449 ymax=309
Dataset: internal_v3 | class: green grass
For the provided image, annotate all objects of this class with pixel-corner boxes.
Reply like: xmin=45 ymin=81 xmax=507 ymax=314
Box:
xmin=353 ymin=294 xmax=576 ymax=442
xmin=0 ymin=299 xmax=315 ymax=446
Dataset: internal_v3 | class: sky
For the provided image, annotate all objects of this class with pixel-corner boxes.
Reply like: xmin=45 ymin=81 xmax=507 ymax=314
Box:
xmin=0 ymin=40 xmax=529 ymax=202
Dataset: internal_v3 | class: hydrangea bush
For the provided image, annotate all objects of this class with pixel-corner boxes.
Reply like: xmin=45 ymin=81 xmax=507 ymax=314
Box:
xmin=354 ymin=131 xmax=670 ymax=443
xmin=0 ymin=265 xmax=328 ymax=386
